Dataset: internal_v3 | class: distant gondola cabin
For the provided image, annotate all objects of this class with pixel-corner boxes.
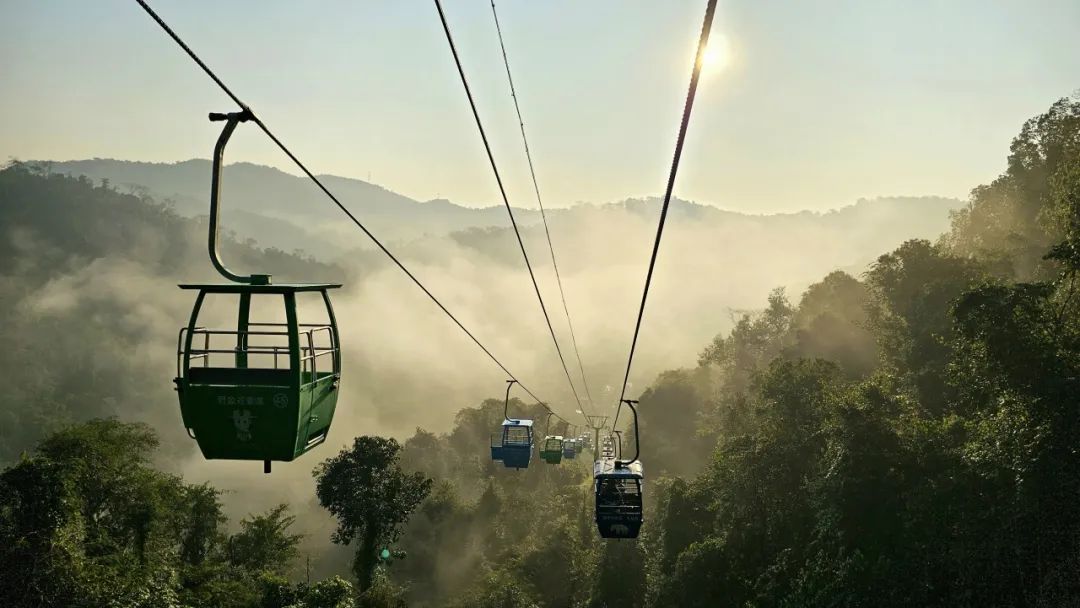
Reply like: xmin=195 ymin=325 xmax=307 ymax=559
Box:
xmin=563 ymin=439 xmax=577 ymax=459
xmin=490 ymin=419 xmax=534 ymax=469
xmin=540 ymin=435 xmax=564 ymax=464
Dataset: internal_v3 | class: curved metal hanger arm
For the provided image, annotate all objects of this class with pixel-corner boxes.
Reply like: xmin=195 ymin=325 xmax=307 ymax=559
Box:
xmin=503 ymin=379 xmax=518 ymax=422
xmin=208 ymin=109 xmax=269 ymax=285
xmin=616 ymin=399 xmax=640 ymax=467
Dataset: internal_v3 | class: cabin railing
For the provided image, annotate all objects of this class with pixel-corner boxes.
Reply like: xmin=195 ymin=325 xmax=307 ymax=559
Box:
xmin=178 ymin=324 xmax=339 ymax=389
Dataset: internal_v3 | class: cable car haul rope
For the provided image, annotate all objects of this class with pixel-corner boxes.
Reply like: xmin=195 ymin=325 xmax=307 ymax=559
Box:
xmin=488 ymin=0 xmax=596 ymax=408
xmin=434 ymin=0 xmax=590 ymax=423
xmin=136 ymin=0 xmax=718 ymax=538
xmin=600 ymin=0 xmax=717 ymax=539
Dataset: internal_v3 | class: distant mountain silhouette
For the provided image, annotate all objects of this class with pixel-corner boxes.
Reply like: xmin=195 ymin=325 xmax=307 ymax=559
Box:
xmin=44 ymin=159 xmax=540 ymax=249
xmin=42 ymin=158 xmax=963 ymax=266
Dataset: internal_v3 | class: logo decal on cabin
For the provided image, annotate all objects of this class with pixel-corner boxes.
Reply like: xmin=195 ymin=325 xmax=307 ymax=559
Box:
xmin=232 ymin=409 xmax=254 ymax=441
xmin=273 ymin=393 xmax=288 ymax=409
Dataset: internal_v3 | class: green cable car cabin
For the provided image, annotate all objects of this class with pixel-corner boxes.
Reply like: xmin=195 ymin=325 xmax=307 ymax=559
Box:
xmin=540 ymin=435 xmax=564 ymax=464
xmin=174 ymin=109 xmax=344 ymax=473
xmin=175 ymin=283 xmax=342 ymax=469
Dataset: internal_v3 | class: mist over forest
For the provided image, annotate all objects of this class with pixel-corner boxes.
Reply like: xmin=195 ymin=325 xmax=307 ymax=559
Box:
xmin=2 ymin=95 xmax=1079 ymax=607
xmin=3 ymin=155 xmax=957 ymax=454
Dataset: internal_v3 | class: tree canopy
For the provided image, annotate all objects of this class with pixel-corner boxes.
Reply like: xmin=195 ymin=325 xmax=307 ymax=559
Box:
xmin=2 ymin=95 xmax=1079 ymax=606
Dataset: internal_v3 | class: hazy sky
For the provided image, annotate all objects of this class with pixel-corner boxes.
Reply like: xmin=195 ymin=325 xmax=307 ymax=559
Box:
xmin=2 ymin=1 xmax=1077 ymax=212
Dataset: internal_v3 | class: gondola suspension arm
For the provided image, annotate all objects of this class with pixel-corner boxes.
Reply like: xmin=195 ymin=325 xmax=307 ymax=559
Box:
xmin=616 ymin=400 xmax=640 ymax=467
xmin=503 ymin=379 xmax=518 ymax=422
xmin=207 ymin=110 xmax=269 ymax=285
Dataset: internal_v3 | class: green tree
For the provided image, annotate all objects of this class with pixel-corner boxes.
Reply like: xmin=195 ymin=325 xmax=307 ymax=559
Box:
xmin=180 ymin=483 xmax=226 ymax=567
xmin=788 ymin=270 xmax=877 ymax=378
xmin=588 ymin=540 xmax=646 ymax=608
xmin=866 ymin=239 xmax=982 ymax=415
xmin=451 ymin=569 xmax=541 ymax=608
xmin=0 ymin=419 xmax=184 ymax=607
xmin=228 ymin=504 xmax=303 ymax=576
xmin=945 ymin=96 xmax=1080 ymax=279
xmin=0 ymin=457 xmax=84 ymax=608
xmin=314 ymin=436 xmax=433 ymax=592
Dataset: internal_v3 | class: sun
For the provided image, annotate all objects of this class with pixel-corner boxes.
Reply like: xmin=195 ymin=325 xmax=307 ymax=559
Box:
xmin=701 ymin=34 xmax=732 ymax=73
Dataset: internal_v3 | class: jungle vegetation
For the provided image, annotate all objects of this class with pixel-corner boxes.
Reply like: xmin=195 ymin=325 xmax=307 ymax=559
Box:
xmin=1 ymin=96 xmax=1078 ymax=606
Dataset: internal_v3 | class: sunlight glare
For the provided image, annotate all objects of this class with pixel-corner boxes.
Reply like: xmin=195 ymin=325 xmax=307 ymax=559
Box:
xmin=701 ymin=34 xmax=732 ymax=73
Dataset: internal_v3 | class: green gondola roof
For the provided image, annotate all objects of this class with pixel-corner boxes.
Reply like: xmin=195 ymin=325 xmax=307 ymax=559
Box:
xmin=179 ymin=283 xmax=342 ymax=293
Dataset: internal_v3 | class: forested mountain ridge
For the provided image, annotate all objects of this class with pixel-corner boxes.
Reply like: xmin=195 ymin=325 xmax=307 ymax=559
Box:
xmin=1 ymin=96 xmax=1078 ymax=607
xmin=40 ymin=157 xmax=960 ymax=264
xmin=40 ymin=158 xmax=542 ymax=250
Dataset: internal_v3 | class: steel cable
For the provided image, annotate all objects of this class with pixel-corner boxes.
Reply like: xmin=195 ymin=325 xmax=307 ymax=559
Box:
xmin=133 ymin=0 xmax=572 ymax=425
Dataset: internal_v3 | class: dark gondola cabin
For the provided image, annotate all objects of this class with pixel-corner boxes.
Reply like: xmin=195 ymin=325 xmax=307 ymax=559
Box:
xmin=594 ymin=458 xmax=644 ymax=539
xmin=176 ymin=283 xmax=341 ymax=468
xmin=540 ymin=435 xmax=564 ymax=464
xmin=600 ymin=437 xmax=616 ymax=459
xmin=563 ymin=438 xmax=577 ymax=459
xmin=490 ymin=419 xmax=534 ymax=469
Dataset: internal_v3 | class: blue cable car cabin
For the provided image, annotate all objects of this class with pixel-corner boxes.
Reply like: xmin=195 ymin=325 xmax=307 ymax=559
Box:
xmin=490 ymin=419 xmax=534 ymax=469
xmin=594 ymin=458 xmax=644 ymax=538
